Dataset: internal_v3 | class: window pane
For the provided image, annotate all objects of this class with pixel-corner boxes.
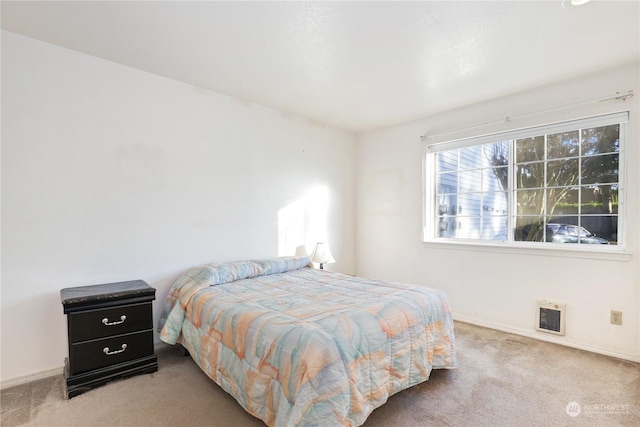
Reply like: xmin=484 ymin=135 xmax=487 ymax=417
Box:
xmin=436 ymin=216 xmax=456 ymax=238
xmin=459 ymin=169 xmax=482 ymax=193
xmin=437 ymin=172 xmax=458 ymax=194
xmin=483 ymin=141 xmax=509 ymax=166
xmin=455 ymin=217 xmax=481 ymax=239
xmin=516 ymin=189 xmax=543 ymax=215
xmin=547 ymin=158 xmax=579 ymax=186
xmin=482 ymin=216 xmax=507 ymax=240
xmin=459 ymin=145 xmax=483 ymax=169
xmin=516 ymin=136 xmax=544 ymax=163
xmin=436 ymin=193 xmax=457 ymax=215
xmin=516 ymin=162 xmax=544 ymax=189
xmin=582 ymin=124 xmax=620 ymax=156
xmin=581 ymin=153 xmax=618 ymax=184
xmin=484 ymin=166 xmax=508 ymax=191
xmin=483 ymin=192 xmax=508 ymax=215
xmin=514 ymin=217 xmax=545 ymax=242
xmin=581 ymin=216 xmax=618 ymax=245
xmin=457 ymin=193 xmax=482 ymax=215
xmin=547 ymin=220 xmax=578 ymax=244
xmin=437 ymin=150 xmax=458 ymax=172
xmin=547 ymin=187 xmax=579 ymax=216
xmin=580 ymin=185 xmax=618 ymax=214
xmin=547 ymin=131 xmax=579 ymax=159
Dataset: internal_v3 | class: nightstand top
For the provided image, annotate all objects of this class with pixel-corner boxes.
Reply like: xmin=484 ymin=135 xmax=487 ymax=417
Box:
xmin=61 ymin=280 xmax=155 ymax=311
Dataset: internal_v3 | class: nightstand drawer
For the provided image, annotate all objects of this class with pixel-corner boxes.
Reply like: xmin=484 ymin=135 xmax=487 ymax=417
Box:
xmin=69 ymin=330 xmax=154 ymax=375
xmin=68 ymin=302 xmax=152 ymax=342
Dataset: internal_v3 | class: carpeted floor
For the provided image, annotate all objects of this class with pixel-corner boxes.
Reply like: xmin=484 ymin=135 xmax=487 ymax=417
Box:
xmin=2 ymin=322 xmax=638 ymax=427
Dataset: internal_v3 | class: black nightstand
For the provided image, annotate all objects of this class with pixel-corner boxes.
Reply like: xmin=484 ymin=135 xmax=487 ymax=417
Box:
xmin=60 ymin=280 xmax=158 ymax=398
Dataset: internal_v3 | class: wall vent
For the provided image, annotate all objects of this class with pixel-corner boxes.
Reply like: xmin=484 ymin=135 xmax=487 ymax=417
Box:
xmin=536 ymin=300 xmax=566 ymax=336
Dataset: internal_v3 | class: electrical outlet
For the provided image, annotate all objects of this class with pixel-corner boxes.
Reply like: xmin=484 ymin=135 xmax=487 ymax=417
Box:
xmin=610 ymin=310 xmax=623 ymax=325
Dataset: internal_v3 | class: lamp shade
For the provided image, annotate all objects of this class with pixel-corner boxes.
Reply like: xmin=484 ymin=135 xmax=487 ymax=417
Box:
xmin=294 ymin=245 xmax=309 ymax=257
xmin=310 ymin=242 xmax=335 ymax=269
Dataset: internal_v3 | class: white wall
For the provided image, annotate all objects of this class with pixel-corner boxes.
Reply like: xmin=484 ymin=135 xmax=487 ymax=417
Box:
xmin=0 ymin=31 xmax=356 ymax=385
xmin=356 ymin=62 xmax=640 ymax=362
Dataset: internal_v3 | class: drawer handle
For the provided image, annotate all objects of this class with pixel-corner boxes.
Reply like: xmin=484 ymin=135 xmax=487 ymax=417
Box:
xmin=103 ymin=344 xmax=127 ymax=355
xmin=102 ymin=315 xmax=126 ymax=326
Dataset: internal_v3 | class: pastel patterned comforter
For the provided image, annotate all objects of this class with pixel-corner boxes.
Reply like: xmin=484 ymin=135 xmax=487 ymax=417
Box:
xmin=158 ymin=256 xmax=456 ymax=426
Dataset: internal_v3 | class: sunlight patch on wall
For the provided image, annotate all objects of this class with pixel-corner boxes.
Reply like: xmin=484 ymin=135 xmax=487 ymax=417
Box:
xmin=278 ymin=199 xmax=305 ymax=257
xmin=277 ymin=186 xmax=329 ymax=256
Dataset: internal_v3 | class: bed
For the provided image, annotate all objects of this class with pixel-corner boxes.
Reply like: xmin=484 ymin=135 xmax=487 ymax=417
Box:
xmin=158 ymin=256 xmax=456 ymax=426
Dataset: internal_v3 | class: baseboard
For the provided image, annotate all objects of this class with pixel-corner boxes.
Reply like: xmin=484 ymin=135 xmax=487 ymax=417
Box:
xmin=1 ymin=367 xmax=63 ymax=390
xmin=2 ymin=341 xmax=169 ymax=390
xmin=453 ymin=314 xmax=640 ymax=364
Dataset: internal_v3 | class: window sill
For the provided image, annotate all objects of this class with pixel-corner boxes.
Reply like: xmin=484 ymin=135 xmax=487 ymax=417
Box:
xmin=422 ymin=240 xmax=633 ymax=262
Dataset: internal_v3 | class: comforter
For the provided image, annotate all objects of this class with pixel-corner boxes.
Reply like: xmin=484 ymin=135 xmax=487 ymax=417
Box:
xmin=158 ymin=256 xmax=456 ymax=426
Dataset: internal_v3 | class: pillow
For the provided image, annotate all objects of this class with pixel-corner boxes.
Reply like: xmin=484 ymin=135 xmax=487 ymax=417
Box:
xmin=201 ymin=260 xmax=266 ymax=286
xmin=255 ymin=256 xmax=312 ymax=275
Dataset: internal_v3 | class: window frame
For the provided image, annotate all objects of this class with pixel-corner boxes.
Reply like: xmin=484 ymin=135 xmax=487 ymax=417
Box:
xmin=423 ymin=111 xmax=628 ymax=254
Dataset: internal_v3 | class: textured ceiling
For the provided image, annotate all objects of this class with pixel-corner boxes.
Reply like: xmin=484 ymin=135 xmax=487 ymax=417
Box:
xmin=2 ymin=1 xmax=639 ymax=133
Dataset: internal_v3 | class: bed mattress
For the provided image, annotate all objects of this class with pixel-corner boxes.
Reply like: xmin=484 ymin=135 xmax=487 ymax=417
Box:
xmin=158 ymin=256 xmax=456 ymax=426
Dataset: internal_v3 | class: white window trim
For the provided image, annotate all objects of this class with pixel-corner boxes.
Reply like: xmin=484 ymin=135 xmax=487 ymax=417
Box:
xmin=422 ymin=112 xmax=630 ymax=258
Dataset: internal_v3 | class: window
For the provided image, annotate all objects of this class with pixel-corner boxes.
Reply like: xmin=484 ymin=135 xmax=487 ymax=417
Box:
xmin=424 ymin=112 xmax=627 ymax=249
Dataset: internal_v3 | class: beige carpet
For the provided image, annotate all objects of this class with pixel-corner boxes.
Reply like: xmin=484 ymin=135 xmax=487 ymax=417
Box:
xmin=2 ymin=322 xmax=638 ymax=427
